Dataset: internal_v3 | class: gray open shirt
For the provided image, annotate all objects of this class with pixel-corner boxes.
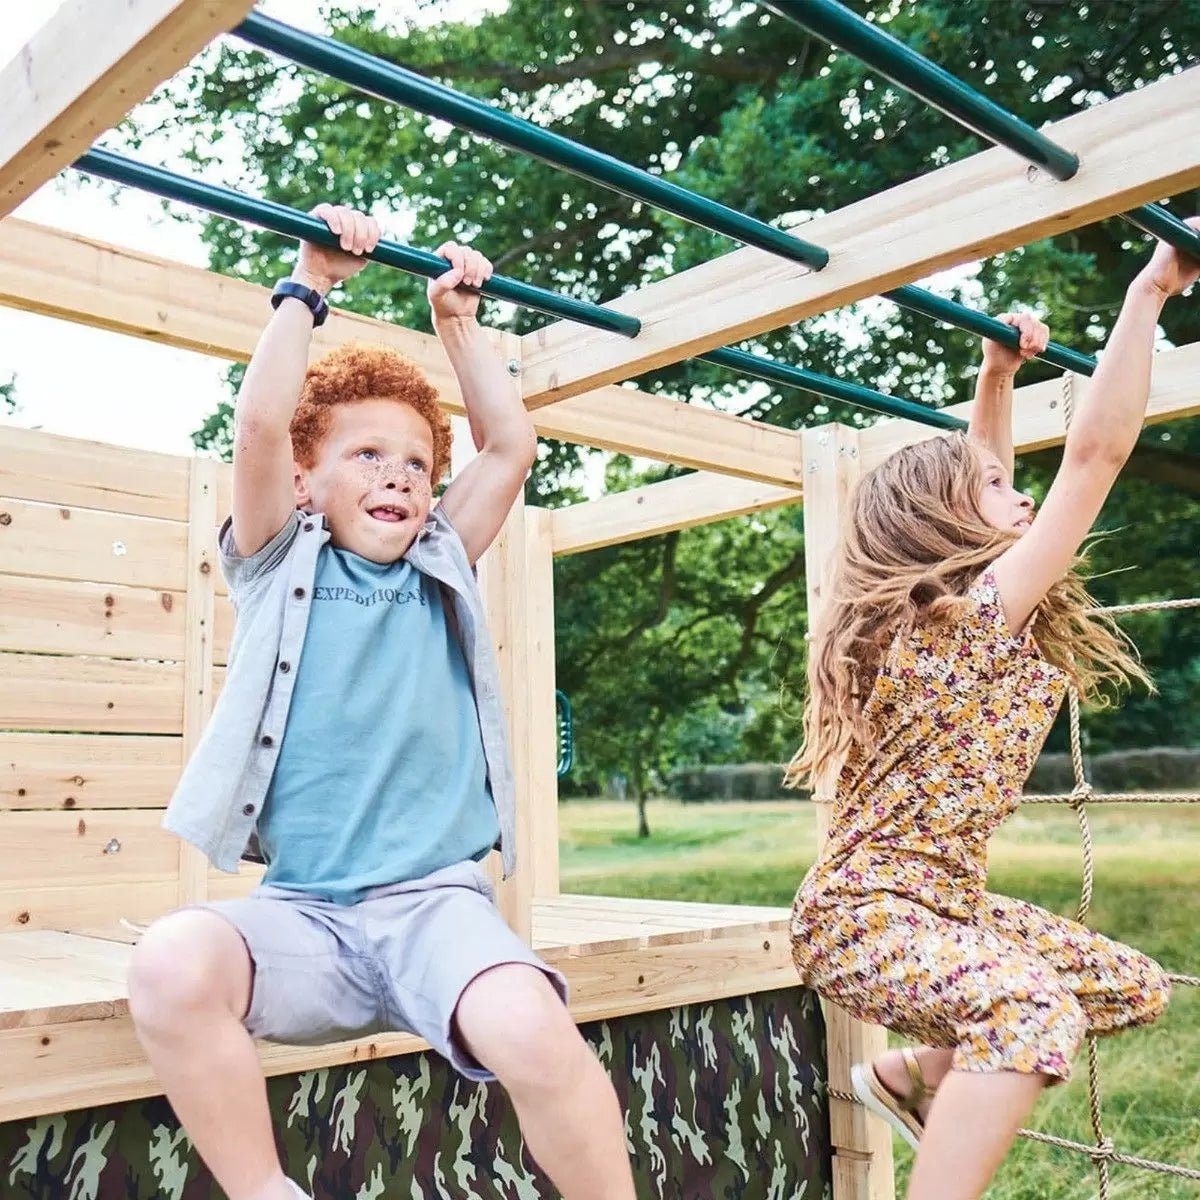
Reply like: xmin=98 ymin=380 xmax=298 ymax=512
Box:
xmin=163 ymin=507 xmax=517 ymax=878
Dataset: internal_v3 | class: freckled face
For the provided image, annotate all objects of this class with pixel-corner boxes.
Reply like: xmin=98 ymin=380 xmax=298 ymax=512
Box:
xmin=975 ymin=446 xmax=1035 ymax=535
xmin=295 ymin=399 xmax=435 ymax=563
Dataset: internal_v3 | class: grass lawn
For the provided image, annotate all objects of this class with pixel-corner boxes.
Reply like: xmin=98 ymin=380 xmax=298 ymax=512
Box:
xmin=559 ymin=800 xmax=1200 ymax=1199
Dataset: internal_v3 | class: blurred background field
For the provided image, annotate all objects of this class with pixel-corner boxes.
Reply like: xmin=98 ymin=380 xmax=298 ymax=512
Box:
xmin=560 ymin=799 xmax=1200 ymax=1199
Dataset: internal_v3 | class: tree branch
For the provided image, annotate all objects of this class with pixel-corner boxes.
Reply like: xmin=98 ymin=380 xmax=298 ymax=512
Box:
xmin=490 ymin=200 xmax=627 ymax=269
xmin=576 ymin=534 xmax=681 ymax=672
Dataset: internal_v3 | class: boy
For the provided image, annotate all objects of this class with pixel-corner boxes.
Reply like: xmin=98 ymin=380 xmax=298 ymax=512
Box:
xmin=129 ymin=204 xmax=636 ymax=1200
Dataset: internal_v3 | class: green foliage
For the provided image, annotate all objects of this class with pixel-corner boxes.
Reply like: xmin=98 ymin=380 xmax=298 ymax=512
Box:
xmin=150 ymin=0 xmax=1200 ymax=794
xmin=0 ymin=373 xmax=16 ymax=416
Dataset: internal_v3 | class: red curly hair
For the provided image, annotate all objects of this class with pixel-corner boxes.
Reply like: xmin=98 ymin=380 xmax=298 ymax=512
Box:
xmin=290 ymin=343 xmax=451 ymax=484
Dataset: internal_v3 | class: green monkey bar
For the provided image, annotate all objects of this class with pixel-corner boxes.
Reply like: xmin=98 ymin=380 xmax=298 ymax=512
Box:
xmin=885 ymin=285 xmax=1097 ymax=377
xmin=701 ymin=347 xmax=965 ymax=429
xmin=73 ymin=148 xmax=641 ymax=337
xmin=231 ymin=11 xmax=831 ymax=272
xmin=73 ymin=149 xmax=959 ymax=431
xmin=228 ymin=12 xmax=1100 ymax=381
xmin=766 ymin=0 xmax=1200 ymax=263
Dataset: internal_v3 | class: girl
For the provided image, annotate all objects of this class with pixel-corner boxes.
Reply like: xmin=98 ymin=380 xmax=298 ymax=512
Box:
xmin=787 ymin=221 xmax=1199 ymax=1200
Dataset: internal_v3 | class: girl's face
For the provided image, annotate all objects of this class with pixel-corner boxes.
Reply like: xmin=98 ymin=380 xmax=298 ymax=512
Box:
xmin=975 ymin=447 xmax=1035 ymax=534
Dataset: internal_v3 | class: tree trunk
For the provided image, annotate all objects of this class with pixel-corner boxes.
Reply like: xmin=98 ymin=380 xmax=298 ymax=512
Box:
xmin=632 ymin=758 xmax=651 ymax=839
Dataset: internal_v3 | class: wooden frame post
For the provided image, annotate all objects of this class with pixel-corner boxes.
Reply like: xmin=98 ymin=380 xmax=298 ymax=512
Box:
xmin=178 ymin=456 xmax=218 ymax=906
xmin=802 ymin=423 xmax=895 ymax=1200
xmin=479 ymin=496 xmax=533 ymax=938
xmin=523 ymin=507 xmax=561 ymax=897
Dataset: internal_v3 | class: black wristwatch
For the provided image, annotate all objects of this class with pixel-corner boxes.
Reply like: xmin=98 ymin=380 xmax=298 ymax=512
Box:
xmin=271 ymin=279 xmax=330 ymax=328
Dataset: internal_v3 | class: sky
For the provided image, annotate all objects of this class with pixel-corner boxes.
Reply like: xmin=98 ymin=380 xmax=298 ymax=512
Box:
xmin=0 ymin=1 xmax=500 ymax=457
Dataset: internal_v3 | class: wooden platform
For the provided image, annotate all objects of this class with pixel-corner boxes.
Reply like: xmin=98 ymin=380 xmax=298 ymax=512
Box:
xmin=0 ymin=894 xmax=794 ymax=1122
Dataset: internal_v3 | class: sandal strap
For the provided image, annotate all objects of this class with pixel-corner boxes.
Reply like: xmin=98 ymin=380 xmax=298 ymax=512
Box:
xmin=898 ymin=1047 xmax=935 ymax=1114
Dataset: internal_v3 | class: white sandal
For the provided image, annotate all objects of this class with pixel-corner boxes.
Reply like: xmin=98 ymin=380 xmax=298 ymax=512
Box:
xmin=850 ymin=1046 xmax=935 ymax=1150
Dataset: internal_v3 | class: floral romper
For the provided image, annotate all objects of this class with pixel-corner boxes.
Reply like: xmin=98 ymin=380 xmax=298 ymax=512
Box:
xmin=791 ymin=570 xmax=1169 ymax=1080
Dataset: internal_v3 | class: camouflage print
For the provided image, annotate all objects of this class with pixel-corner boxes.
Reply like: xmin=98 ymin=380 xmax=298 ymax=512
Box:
xmin=0 ymin=987 xmax=831 ymax=1199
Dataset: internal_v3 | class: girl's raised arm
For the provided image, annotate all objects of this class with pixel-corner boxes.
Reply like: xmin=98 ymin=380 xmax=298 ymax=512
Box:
xmin=968 ymin=312 xmax=1049 ymax=479
xmin=991 ymin=220 xmax=1200 ymax=634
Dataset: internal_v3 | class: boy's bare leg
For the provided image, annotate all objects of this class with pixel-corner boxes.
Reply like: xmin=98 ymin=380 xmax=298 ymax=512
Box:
xmin=455 ymin=964 xmax=636 ymax=1200
xmin=128 ymin=910 xmax=297 ymax=1200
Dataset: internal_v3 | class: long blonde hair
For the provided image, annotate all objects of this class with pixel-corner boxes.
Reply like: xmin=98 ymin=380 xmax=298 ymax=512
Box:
xmin=786 ymin=433 xmax=1149 ymax=789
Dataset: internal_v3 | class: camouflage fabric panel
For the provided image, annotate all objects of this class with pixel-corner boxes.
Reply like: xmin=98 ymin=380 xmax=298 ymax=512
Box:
xmin=1 ymin=987 xmax=831 ymax=1199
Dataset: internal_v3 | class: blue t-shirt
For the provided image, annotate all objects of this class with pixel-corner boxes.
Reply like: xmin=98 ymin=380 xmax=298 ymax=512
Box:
xmin=258 ymin=544 xmax=500 ymax=903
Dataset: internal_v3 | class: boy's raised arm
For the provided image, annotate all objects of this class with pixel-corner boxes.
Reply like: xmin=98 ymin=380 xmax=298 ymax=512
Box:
xmin=433 ymin=243 xmax=538 ymax=565
xmin=231 ymin=204 xmax=380 ymax=558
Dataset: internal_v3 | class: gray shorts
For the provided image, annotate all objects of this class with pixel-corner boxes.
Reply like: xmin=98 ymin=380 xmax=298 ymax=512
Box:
xmin=199 ymin=860 xmax=567 ymax=1081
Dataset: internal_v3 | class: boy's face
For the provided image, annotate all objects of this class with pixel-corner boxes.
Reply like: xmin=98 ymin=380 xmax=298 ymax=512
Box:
xmin=295 ymin=399 xmax=436 ymax=563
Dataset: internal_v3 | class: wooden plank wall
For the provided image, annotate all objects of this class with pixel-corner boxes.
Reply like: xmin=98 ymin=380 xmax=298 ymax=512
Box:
xmin=0 ymin=425 xmax=252 ymax=936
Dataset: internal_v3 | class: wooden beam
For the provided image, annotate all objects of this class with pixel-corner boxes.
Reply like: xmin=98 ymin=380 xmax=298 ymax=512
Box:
xmin=524 ymin=509 xmax=561 ymax=896
xmin=519 ymin=66 xmax=1200 ymax=408
xmin=0 ymin=217 xmax=463 ymax=394
xmin=801 ymin=425 xmax=894 ymax=1200
xmin=0 ymin=218 xmax=805 ymax=487
xmin=0 ymin=0 xmax=255 ymax=217
xmin=858 ymin=341 xmax=1200 ymax=471
xmin=550 ymin=472 xmax=802 ymax=557
xmin=477 ymin=417 xmax=535 ymax=942
xmin=532 ymin=384 xmax=804 ymax=487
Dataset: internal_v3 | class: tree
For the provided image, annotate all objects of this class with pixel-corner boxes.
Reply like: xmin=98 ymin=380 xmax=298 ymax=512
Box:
xmin=135 ymin=0 xmax=1200 ymax=808
xmin=0 ymin=373 xmax=16 ymax=416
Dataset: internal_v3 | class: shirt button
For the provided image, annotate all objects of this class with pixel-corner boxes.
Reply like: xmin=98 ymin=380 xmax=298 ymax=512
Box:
xmin=278 ymin=660 xmax=290 ymax=673
xmin=260 ymin=734 xmax=274 ymax=747
xmin=303 ymin=521 xmax=314 ymax=532
xmin=242 ymin=803 xmax=256 ymax=816
xmin=293 ymin=587 xmax=306 ymax=599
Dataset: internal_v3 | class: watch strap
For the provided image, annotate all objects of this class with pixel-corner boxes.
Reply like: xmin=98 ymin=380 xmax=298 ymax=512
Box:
xmin=271 ymin=279 xmax=330 ymax=328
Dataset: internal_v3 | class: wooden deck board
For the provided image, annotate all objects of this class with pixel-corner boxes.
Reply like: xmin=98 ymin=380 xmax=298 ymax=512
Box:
xmin=0 ymin=895 xmax=789 ymax=1031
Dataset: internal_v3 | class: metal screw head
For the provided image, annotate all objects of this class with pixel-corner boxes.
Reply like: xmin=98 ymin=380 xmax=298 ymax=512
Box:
xmin=505 ymin=358 xmax=521 ymax=377
xmin=112 ymin=540 xmax=127 ymax=557
xmin=103 ymin=838 xmax=121 ymax=855
xmin=807 ymin=460 xmax=819 ymax=475
xmin=1049 ymin=399 xmax=1058 ymax=410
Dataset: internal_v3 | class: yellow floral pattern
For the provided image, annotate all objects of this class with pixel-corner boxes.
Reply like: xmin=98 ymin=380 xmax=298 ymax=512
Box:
xmin=791 ymin=569 xmax=1169 ymax=1080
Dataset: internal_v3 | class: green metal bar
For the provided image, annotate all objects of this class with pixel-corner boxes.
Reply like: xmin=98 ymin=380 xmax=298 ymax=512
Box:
xmin=71 ymin=149 xmax=640 ymax=337
xmin=1121 ymin=204 xmax=1200 ymax=263
xmin=233 ymin=9 xmax=1125 ymax=372
xmin=768 ymin=0 xmax=1200 ymax=260
xmin=76 ymin=149 xmax=945 ymax=430
xmin=763 ymin=0 xmax=1079 ymax=180
xmin=232 ymin=11 xmax=830 ymax=271
xmin=886 ymin=285 xmax=1097 ymax=376
xmin=701 ymin=345 xmax=967 ymax=430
